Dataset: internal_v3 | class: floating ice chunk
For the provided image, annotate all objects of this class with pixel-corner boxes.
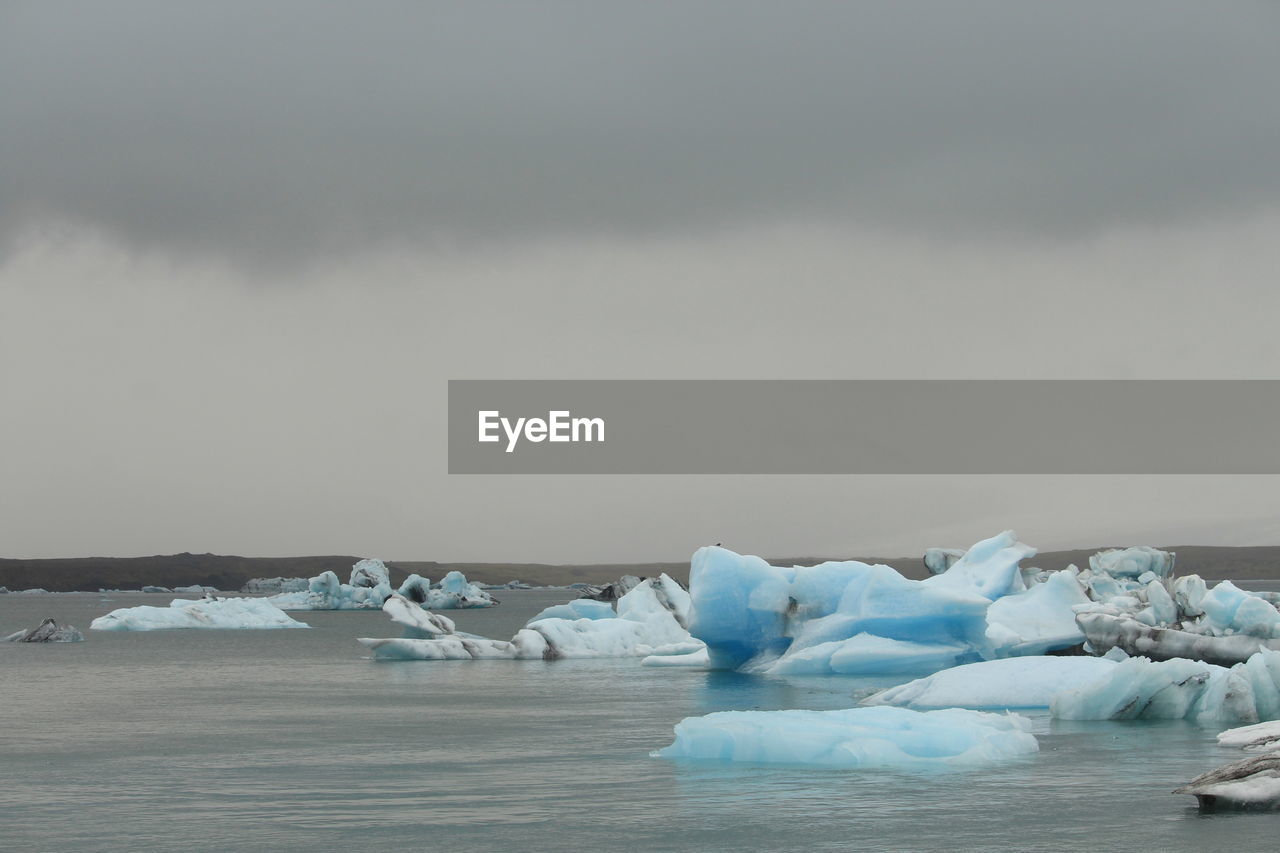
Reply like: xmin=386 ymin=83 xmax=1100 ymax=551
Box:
xmin=269 ymin=569 xmax=392 ymax=611
xmin=641 ymin=646 xmax=711 ymax=667
xmin=864 ymin=656 xmax=1118 ymax=710
xmin=1077 ymin=612 xmax=1280 ymax=667
xmin=2 ymin=618 xmax=85 ymax=643
xmin=358 ymin=630 xmax=547 ymax=661
xmin=1173 ymin=575 xmax=1209 ymax=617
xmin=241 ymin=577 xmax=308 ymax=594
xmin=1199 ymin=581 xmax=1280 ymax=638
xmin=91 ymin=598 xmax=309 ymax=631
xmin=173 ymin=585 xmax=217 ymax=594
xmin=396 ymin=574 xmax=433 ymax=603
xmin=1174 ymin=753 xmax=1280 ymax=810
xmin=654 ymin=706 xmax=1038 ymax=769
xmin=688 ymin=547 xmax=794 ymax=670
xmin=1145 ymin=580 xmax=1178 ymax=627
xmin=382 ymin=593 xmax=456 ymax=639
xmin=923 ymin=548 xmax=965 ymax=575
xmin=349 ymin=558 xmax=391 ymax=588
xmin=1089 ymin=546 xmax=1175 ymax=579
xmin=984 ymin=569 xmax=1090 ymax=656
xmin=1050 ymin=653 xmax=1270 ymax=724
xmin=528 ymin=599 xmax=617 ymax=622
xmin=689 ymin=536 xmax=1036 ymax=674
xmin=766 ymin=634 xmax=973 ymax=677
xmin=922 ymin=531 xmax=1033 ymax=601
xmin=361 ymin=574 xmax=689 ymax=661
xmin=1217 ymin=720 xmax=1280 ymax=752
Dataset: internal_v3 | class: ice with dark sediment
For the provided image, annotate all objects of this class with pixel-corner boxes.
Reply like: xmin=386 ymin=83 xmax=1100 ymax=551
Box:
xmin=359 ymin=574 xmax=697 ymax=661
xmin=1174 ymin=753 xmax=1280 ymax=810
xmin=3 ymin=618 xmax=86 ymax=643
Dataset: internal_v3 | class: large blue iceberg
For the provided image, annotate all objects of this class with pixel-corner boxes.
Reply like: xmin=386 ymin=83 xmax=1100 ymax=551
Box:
xmin=654 ymin=706 xmax=1038 ymax=769
xmin=688 ymin=531 xmax=1082 ymax=676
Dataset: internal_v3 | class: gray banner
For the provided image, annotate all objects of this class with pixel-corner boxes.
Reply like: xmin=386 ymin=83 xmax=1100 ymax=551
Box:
xmin=448 ymin=380 xmax=1280 ymax=474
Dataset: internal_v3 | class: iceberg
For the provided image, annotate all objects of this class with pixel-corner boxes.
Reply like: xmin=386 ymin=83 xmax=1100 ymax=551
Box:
xmin=864 ymin=656 xmax=1118 ymax=710
xmin=984 ymin=568 xmax=1090 ymax=656
xmin=654 ymin=706 xmax=1038 ymax=769
xmin=359 ymin=574 xmax=693 ymax=661
xmin=923 ymin=547 xmax=965 ymax=575
xmin=349 ymin=558 xmax=390 ymax=588
xmin=268 ymin=568 xmax=392 ymax=611
xmin=1089 ymin=546 xmax=1176 ymax=579
xmin=1217 ymin=720 xmax=1280 ymax=752
xmin=241 ymin=577 xmax=308 ymax=594
xmin=1050 ymin=649 xmax=1280 ymax=724
xmin=266 ymin=559 xmax=501 ymax=612
xmin=528 ymin=598 xmax=617 ymax=622
xmin=395 ymin=571 xmax=497 ymax=610
xmin=687 ymin=532 xmax=1084 ymax=675
xmin=90 ymin=597 xmax=310 ymax=631
xmin=1076 ymin=612 xmax=1280 ymax=668
xmin=2 ymin=618 xmax=85 ymax=643
xmin=1174 ymin=754 xmax=1280 ymax=810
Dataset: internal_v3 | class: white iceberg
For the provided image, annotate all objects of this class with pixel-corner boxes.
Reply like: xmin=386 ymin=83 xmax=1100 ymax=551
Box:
xmin=1089 ymin=546 xmax=1176 ymax=579
xmin=863 ymin=656 xmax=1118 ymax=710
xmin=1217 ymin=720 xmax=1280 ymax=752
xmin=984 ymin=569 xmax=1090 ymax=657
xmin=359 ymin=575 xmax=693 ymax=661
xmin=90 ymin=597 xmax=310 ymax=631
xmin=654 ymin=706 xmax=1038 ymax=769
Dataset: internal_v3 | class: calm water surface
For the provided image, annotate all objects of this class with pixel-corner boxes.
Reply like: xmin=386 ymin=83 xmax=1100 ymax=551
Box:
xmin=3 ymin=587 xmax=1278 ymax=852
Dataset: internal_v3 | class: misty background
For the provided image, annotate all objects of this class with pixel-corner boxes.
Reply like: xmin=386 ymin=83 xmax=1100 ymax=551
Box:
xmin=3 ymin=2 xmax=1280 ymax=562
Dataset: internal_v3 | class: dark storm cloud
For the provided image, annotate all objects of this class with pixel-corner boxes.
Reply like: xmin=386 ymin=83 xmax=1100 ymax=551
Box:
xmin=2 ymin=1 xmax=1278 ymax=263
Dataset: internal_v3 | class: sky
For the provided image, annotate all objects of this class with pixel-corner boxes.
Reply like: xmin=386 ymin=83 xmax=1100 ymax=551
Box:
xmin=3 ymin=2 xmax=1280 ymax=562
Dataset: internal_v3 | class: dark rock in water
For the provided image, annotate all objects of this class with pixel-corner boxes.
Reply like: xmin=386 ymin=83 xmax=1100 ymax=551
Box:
xmin=1175 ymin=753 xmax=1280 ymax=810
xmin=2 ymin=618 xmax=85 ymax=643
xmin=1077 ymin=612 xmax=1280 ymax=667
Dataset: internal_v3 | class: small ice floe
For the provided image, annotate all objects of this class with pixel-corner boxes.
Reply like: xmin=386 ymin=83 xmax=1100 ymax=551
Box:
xmin=2 ymin=618 xmax=85 ymax=643
xmin=1174 ymin=753 xmax=1280 ymax=810
xmin=90 ymin=597 xmax=310 ymax=631
xmin=1217 ymin=720 xmax=1280 ymax=753
xmin=654 ymin=706 xmax=1038 ymax=769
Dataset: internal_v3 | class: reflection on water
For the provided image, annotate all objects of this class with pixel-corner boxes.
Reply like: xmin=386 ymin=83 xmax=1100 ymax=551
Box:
xmin=1 ymin=589 xmax=1275 ymax=852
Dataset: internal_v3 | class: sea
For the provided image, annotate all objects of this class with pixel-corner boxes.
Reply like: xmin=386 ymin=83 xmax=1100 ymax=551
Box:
xmin=3 ymin=585 xmax=1279 ymax=852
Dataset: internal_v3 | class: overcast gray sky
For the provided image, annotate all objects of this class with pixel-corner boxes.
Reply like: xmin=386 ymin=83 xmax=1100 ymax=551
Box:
xmin=3 ymin=2 xmax=1280 ymax=562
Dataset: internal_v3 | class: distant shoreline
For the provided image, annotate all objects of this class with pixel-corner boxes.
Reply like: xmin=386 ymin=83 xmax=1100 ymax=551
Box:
xmin=3 ymin=544 xmax=1280 ymax=593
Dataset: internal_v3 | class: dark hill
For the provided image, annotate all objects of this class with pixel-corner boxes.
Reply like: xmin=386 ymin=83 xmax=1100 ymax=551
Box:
xmin=2 ymin=545 xmax=1279 ymax=592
